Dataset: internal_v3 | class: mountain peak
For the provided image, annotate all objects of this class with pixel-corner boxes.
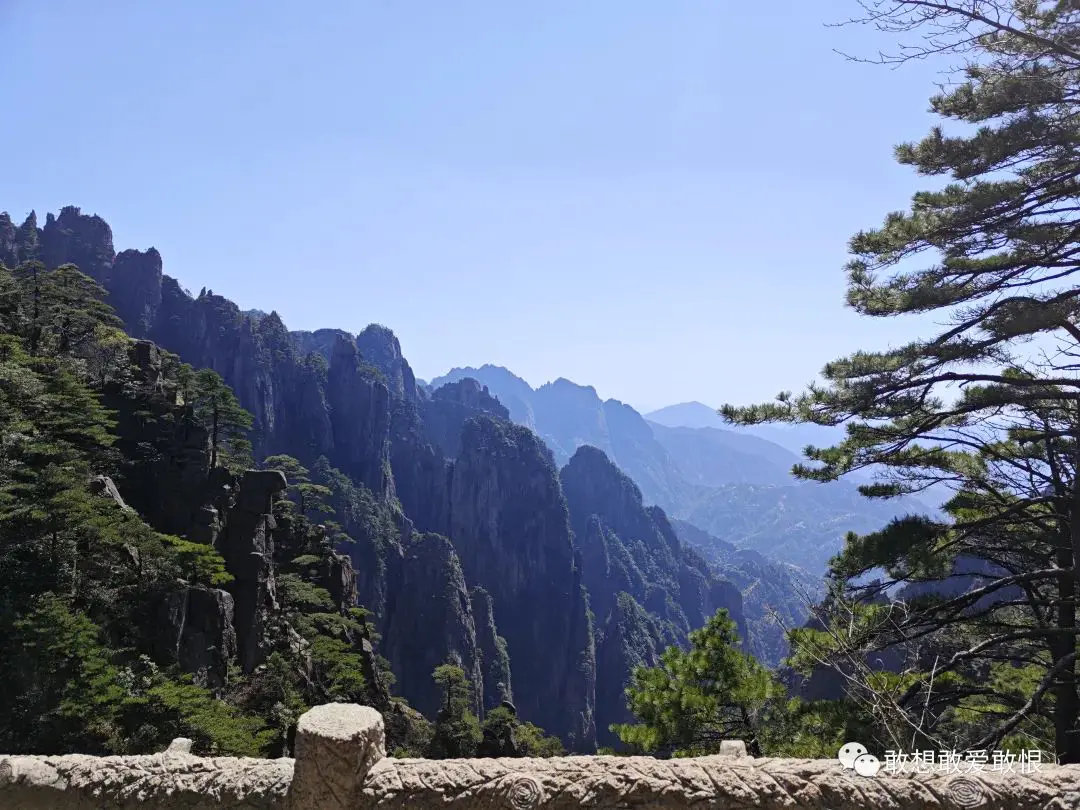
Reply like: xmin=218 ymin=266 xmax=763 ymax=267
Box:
xmin=645 ymin=402 xmax=723 ymax=430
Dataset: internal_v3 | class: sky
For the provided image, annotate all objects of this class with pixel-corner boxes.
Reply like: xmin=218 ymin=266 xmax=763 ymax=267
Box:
xmin=2 ymin=1 xmax=956 ymax=414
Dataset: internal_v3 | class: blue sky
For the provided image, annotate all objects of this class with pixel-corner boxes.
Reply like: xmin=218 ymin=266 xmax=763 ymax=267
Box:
xmin=3 ymin=1 xmax=952 ymax=413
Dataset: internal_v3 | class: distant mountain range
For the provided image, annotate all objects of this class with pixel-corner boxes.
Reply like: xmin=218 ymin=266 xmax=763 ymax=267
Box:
xmin=431 ymin=367 xmax=928 ymax=577
xmin=646 ymin=401 xmax=846 ymax=458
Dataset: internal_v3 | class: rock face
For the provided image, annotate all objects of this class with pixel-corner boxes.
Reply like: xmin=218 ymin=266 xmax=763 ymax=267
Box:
xmin=88 ymin=475 xmax=132 ymax=512
xmin=422 ymin=379 xmax=508 ymax=459
xmin=290 ymin=328 xmax=352 ymax=363
xmin=560 ymin=445 xmax=747 ymax=747
xmin=430 ymin=366 xmax=693 ymax=515
xmin=105 ymin=248 xmax=164 ymax=338
xmin=449 ymin=417 xmax=596 ymax=751
xmin=156 ymin=586 xmax=238 ymax=689
xmin=355 ymin=324 xmax=419 ymax=403
xmin=377 ymin=533 xmax=483 ymax=719
xmin=326 ymin=336 xmax=393 ymax=498
xmin=469 ymin=587 xmax=513 ymax=712
xmin=219 ymin=470 xmax=287 ymax=673
xmin=18 ymin=205 xmax=750 ymax=752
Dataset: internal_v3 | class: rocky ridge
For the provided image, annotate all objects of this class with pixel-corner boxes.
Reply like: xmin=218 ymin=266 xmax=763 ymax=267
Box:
xmin=0 ymin=205 xmax=746 ymax=752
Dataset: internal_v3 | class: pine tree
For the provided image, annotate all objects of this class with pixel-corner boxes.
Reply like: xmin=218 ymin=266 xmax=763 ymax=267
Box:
xmin=612 ymin=609 xmax=780 ymax=757
xmin=187 ymin=368 xmax=253 ymax=472
xmin=723 ymin=2 xmax=1080 ymax=762
xmin=0 ymin=261 xmax=268 ymax=758
xmin=426 ymin=663 xmax=482 ymax=758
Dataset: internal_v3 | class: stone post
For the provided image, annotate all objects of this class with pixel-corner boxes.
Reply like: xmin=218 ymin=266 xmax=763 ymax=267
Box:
xmin=287 ymin=703 xmax=386 ymax=810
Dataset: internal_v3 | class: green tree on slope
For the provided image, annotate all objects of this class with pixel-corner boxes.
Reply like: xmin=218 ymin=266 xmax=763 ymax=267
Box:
xmin=723 ymin=2 xmax=1080 ymax=762
xmin=613 ymin=609 xmax=776 ymax=757
xmin=187 ymin=368 xmax=252 ymax=472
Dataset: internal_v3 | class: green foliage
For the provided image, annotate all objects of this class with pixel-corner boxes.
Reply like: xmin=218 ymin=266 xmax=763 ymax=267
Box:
xmin=120 ymin=671 xmax=272 ymax=757
xmin=426 ymin=663 xmax=482 ymax=758
xmin=0 ymin=261 xmax=272 ymax=757
xmin=0 ymin=594 xmax=128 ymax=753
xmin=479 ymin=706 xmax=565 ymax=757
xmin=718 ymin=5 xmax=1080 ymax=763
xmin=185 ymin=368 xmax=252 ymax=472
xmin=164 ymin=536 xmax=233 ymax=587
xmin=613 ymin=609 xmax=783 ymax=757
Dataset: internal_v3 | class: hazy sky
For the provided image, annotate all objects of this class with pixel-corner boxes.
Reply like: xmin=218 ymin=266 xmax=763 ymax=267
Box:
xmin=2 ymin=1 xmax=954 ymax=413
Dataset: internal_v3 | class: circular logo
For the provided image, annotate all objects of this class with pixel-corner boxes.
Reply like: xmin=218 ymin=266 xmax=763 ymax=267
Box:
xmin=501 ymin=774 xmax=544 ymax=810
xmin=853 ymin=753 xmax=882 ymax=777
xmin=946 ymin=775 xmax=987 ymax=808
xmin=838 ymin=742 xmax=868 ymax=769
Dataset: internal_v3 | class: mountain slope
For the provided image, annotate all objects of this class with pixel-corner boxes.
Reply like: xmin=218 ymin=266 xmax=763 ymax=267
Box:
xmin=7 ymin=204 xmax=748 ymax=753
xmin=434 ymin=368 xmax=928 ymax=575
xmin=684 ymin=480 xmax=918 ymax=573
xmin=432 ymin=366 xmax=695 ymax=515
xmin=671 ymin=520 xmax=824 ymax=668
xmin=647 ymin=401 xmax=846 ymax=456
xmin=647 ymin=422 xmax=798 ymax=487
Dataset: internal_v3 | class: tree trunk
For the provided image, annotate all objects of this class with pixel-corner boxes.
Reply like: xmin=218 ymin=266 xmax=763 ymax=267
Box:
xmin=210 ymin=403 xmax=219 ymax=470
xmin=738 ymin=706 xmax=763 ymax=757
xmin=1057 ymin=446 xmax=1080 ymax=763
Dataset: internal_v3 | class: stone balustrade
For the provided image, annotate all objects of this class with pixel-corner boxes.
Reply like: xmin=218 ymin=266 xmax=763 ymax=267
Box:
xmin=2 ymin=703 xmax=1078 ymax=808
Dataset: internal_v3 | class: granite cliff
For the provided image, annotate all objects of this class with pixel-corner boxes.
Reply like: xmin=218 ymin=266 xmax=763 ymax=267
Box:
xmin=1 ymin=205 xmax=745 ymax=753
xmin=560 ymin=446 xmax=745 ymax=745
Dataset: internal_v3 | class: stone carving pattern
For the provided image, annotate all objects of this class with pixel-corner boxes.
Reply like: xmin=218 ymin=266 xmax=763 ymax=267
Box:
xmin=4 ymin=700 xmax=1080 ymax=810
xmin=362 ymin=755 xmax=1080 ymax=809
xmin=0 ymin=751 xmax=293 ymax=808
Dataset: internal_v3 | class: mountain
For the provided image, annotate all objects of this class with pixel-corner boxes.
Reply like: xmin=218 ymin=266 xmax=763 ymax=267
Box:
xmin=559 ymin=446 xmax=745 ymax=747
xmin=432 ymin=366 xmax=696 ymax=516
xmin=647 ymin=401 xmax=847 ymax=457
xmin=648 ymin=402 xmax=950 ymax=515
xmin=433 ymin=368 xmax=928 ymax=575
xmin=646 ymin=423 xmax=798 ymax=487
xmin=670 ymin=520 xmax=824 ymax=668
xmin=1 ymin=205 xmax=748 ymax=755
xmin=645 ymin=402 xmax=728 ymax=431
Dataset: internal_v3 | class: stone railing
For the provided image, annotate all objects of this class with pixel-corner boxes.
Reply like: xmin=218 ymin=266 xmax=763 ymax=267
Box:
xmin=2 ymin=704 xmax=1078 ymax=809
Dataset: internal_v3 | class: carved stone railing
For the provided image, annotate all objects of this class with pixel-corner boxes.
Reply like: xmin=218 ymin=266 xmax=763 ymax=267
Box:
xmin=2 ymin=703 xmax=1079 ymax=808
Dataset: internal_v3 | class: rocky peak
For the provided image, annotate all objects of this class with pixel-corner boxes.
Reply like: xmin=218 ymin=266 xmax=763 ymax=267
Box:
xmin=449 ymin=416 xmax=596 ymax=750
xmin=420 ymin=379 xmax=511 ymax=459
xmin=41 ymin=205 xmax=115 ymax=279
xmin=431 ymin=378 xmax=507 ymax=417
xmin=0 ymin=212 xmax=15 ymax=267
xmin=326 ymin=335 xmax=393 ymax=498
xmin=107 ymin=248 xmax=164 ymax=338
xmin=431 ymin=365 xmax=537 ymax=429
xmin=290 ymin=328 xmax=353 ymax=363
xmin=0 ymin=211 xmax=41 ymax=266
xmin=532 ymin=379 xmax=612 ymax=464
xmin=356 ymin=324 xmax=418 ymax=402
xmin=561 ymin=446 xmax=649 ymax=536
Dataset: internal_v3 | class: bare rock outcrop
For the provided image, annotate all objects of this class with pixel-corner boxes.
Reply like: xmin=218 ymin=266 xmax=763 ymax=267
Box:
xmin=156 ymin=585 xmax=238 ymax=689
xmin=219 ymin=469 xmax=287 ymax=673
